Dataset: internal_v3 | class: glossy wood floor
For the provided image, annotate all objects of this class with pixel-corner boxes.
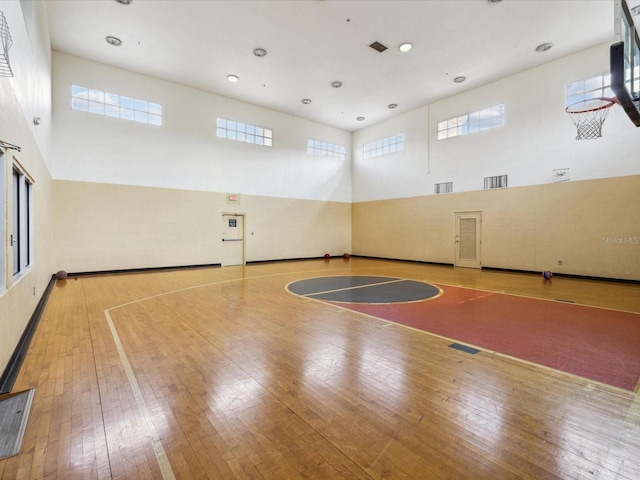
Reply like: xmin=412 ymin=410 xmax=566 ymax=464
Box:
xmin=1 ymin=258 xmax=639 ymax=479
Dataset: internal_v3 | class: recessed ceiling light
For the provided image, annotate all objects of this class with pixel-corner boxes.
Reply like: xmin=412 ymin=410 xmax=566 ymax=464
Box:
xmin=253 ymin=48 xmax=267 ymax=57
xmin=535 ymin=43 xmax=553 ymax=53
xmin=227 ymin=74 xmax=239 ymax=82
xmin=356 ymin=116 xmax=365 ymax=121
xmin=114 ymin=0 xmax=132 ymax=4
xmin=398 ymin=43 xmax=413 ymax=53
xmin=105 ymin=36 xmax=122 ymax=47
xmin=301 ymin=98 xmax=312 ymax=104
xmin=331 ymin=81 xmax=343 ymax=88
xmin=453 ymin=76 xmax=466 ymax=83
xmin=388 ymin=103 xmax=398 ymax=109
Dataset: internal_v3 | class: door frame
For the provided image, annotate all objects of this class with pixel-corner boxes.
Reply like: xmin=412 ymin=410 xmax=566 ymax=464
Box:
xmin=221 ymin=212 xmax=246 ymax=266
xmin=454 ymin=211 xmax=482 ymax=269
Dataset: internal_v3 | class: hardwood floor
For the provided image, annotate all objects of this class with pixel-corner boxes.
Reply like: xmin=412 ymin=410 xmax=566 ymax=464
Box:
xmin=1 ymin=258 xmax=639 ymax=479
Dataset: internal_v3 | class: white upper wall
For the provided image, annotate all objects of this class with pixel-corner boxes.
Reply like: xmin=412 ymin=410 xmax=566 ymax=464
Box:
xmin=1 ymin=0 xmax=52 ymax=165
xmin=50 ymin=52 xmax=352 ymax=203
xmin=353 ymin=43 xmax=640 ymax=203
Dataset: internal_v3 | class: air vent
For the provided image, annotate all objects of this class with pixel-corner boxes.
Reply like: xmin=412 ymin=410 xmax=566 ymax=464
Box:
xmin=434 ymin=182 xmax=453 ymax=194
xmin=484 ymin=175 xmax=508 ymax=190
xmin=369 ymin=41 xmax=388 ymax=53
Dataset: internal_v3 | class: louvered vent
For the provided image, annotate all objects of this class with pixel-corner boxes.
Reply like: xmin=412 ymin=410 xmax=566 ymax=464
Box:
xmin=484 ymin=175 xmax=508 ymax=190
xmin=369 ymin=41 xmax=388 ymax=53
xmin=434 ymin=182 xmax=453 ymax=194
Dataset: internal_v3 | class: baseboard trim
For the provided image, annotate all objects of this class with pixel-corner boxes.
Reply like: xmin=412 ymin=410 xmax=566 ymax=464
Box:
xmin=0 ymin=275 xmax=57 ymax=394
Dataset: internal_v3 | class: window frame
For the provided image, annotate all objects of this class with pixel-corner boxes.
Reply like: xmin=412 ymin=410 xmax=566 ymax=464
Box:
xmin=71 ymin=85 xmax=163 ymax=126
xmin=363 ymin=134 xmax=404 ymax=159
xmin=565 ymin=73 xmax=614 ymax=108
xmin=306 ymin=138 xmax=347 ymax=160
xmin=216 ymin=118 xmax=273 ymax=147
xmin=11 ymin=161 xmax=34 ymax=280
xmin=437 ymin=104 xmax=504 ymax=140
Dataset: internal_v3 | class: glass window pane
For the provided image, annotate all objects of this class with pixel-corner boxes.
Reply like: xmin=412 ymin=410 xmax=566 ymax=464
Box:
xmin=228 ymin=120 xmax=237 ymax=131
xmin=216 ymin=127 xmax=227 ymax=138
xmin=72 ymin=98 xmax=89 ymax=111
xmin=105 ymin=104 xmax=119 ymax=117
xmin=148 ymin=114 xmax=162 ymax=126
xmin=121 ymin=108 xmax=134 ymax=120
xmin=121 ymin=96 xmax=135 ymax=109
xmin=237 ymin=131 xmax=246 ymax=142
xmin=264 ymin=137 xmax=272 ymax=146
xmin=264 ymin=129 xmax=273 ymax=139
xmin=105 ymin=92 xmax=119 ymax=106
xmin=135 ymin=110 xmax=149 ymax=123
xmin=217 ymin=118 xmax=226 ymax=128
xmin=89 ymin=101 xmax=104 ymax=115
xmin=135 ymin=99 xmax=148 ymax=112
xmin=255 ymin=136 xmax=263 ymax=145
xmin=148 ymin=103 xmax=162 ymax=115
xmin=89 ymin=89 xmax=104 ymax=103
xmin=71 ymin=85 xmax=88 ymax=99
xmin=584 ymin=75 xmax=602 ymax=91
xmin=246 ymin=134 xmax=255 ymax=144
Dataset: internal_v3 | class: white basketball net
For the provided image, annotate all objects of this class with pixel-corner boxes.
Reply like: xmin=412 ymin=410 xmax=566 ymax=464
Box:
xmin=565 ymin=98 xmax=616 ymax=140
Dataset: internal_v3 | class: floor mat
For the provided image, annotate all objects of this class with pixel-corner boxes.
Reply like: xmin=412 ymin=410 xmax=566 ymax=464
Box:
xmin=0 ymin=388 xmax=35 ymax=460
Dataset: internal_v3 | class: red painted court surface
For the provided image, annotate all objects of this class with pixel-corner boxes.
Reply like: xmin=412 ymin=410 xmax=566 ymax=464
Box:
xmin=330 ymin=285 xmax=640 ymax=391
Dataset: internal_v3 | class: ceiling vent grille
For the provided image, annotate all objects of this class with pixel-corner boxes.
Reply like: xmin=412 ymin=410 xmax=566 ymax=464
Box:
xmin=369 ymin=41 xmax=388 ymax=53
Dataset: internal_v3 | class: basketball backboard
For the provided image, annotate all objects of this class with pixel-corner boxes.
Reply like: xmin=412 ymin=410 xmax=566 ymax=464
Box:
xmin=611 ymin=0 xmax=640 ymax=126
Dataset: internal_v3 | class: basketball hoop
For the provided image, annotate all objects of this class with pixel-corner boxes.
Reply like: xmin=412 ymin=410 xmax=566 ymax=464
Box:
xmin=565 ymin=97 xmax=618 ymax=140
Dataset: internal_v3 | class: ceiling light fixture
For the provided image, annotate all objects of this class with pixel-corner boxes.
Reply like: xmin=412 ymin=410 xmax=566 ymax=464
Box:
xmin=631 ymin=5 xmax=640 ymax=15
xmin=331 ymin=81 xmax=343 ymax=88
xmin=356 ymin=116 xmax=365 ymax=121
xmin=488 ymin=0 xmax=503 ymax=3
xmin=301 ymin=98 xmax=312 ymax=104
xmin=535 ymin=43 xmax=553 ymax=53
xmin=388 ymin=103 xmax=398 ymax=109
xmin=398 ymin=43 xmax=413 ymax=53
xmin=114 ymin=0 xmax=133 ymax=4
xmin=453 ymin=76 xmax=466 ymax=83
xmin=105 ymin=36 xmax=122 ymax=47
xmin=253 ymin=48 xmax=267 ymax=57
xmin=227 ymin=74 xmax=239 ymax=82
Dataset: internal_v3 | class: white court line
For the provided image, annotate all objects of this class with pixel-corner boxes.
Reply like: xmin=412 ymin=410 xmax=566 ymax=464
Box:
xmin=302 ymin=278 xmax=406 ymax=297
xmin=104 ymin=310 xmax=176 ymax=480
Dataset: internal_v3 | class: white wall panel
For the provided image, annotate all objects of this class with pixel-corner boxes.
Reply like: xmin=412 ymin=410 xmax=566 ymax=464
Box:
xmin=51 ymin=52 xmax=352 ymax=203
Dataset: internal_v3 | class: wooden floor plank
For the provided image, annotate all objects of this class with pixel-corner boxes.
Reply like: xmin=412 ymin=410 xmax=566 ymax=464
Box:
xmin=1 ymin=258 xmax=639 ymax=479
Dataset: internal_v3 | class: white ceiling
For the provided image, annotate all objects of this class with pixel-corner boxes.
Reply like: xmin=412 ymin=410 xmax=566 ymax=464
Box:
xmin=45 ymin=0 xmax=630 ymax=132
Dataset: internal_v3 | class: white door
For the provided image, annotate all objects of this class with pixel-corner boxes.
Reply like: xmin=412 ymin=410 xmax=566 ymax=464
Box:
xmin=455 ymin=212 xmax=481 ymax=268
xmin=221 ymin=213 xmax=244 ymax=266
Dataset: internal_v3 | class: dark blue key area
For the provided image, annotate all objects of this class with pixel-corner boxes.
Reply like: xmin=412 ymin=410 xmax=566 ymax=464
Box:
xmin=286 ymin=276 xmax=441 ymax=304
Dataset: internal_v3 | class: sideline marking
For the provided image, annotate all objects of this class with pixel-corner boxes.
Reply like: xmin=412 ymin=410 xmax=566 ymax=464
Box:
xmin=104 ymin=310 xmax=176 ymax=480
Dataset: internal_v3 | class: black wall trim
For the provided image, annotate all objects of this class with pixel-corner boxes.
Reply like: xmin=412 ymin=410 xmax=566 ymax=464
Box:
xmin=0 ymin=274 xmax=57 ymax=394
xmin=69 ymin=262 xmax=221 ymax=277
xmin=481 ymin=266 xmax=640 ymax=285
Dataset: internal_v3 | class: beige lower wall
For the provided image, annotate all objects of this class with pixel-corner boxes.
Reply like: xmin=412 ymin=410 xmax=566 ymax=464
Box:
xmin=53 ymin=180 xmax=352 ymax=272
xmin=352 ymin=175 xmax=640 ymax=281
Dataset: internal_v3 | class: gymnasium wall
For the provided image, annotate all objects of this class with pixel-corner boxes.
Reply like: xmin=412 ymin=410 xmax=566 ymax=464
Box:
xmin=50 ymin=52 xmax=352 ymax=271
xmin=353 ymin=175 xmax=640 ymax=280
xmin=351 ymin=43 xmax=640 ymax=280
xmin=0 ymin=2 xmax=56 ymax=382
xmin=53 ymin=180 xmax=350 ymax=272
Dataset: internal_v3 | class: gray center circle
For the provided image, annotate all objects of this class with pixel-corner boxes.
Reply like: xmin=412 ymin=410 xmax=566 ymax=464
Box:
xmin=287 ymin=276 xmax=441 ymax=304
